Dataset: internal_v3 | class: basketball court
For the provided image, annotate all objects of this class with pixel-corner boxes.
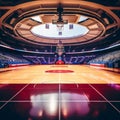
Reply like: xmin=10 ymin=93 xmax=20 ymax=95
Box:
xmin=0 ymin=65 xmax=120 ymax=84
xmin=0 ymin=65 xmax=120 ymax=120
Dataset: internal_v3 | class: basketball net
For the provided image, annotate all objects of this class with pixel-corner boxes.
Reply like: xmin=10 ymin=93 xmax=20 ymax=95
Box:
xmin=56 ymin=23 xmax=64 ymax=32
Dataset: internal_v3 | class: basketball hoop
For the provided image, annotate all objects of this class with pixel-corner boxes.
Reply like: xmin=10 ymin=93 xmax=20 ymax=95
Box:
xmin=56 ymin=23 xmax=64 ymax=32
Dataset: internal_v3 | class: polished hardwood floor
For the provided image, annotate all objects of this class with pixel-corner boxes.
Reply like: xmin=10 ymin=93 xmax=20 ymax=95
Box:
xmin=0 ymin=65 xmax=120 ymax=84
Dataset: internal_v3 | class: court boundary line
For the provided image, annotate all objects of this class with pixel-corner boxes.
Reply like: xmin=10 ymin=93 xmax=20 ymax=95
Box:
xmin=88 ymin=84 xmax=120 ymax=114
xmin=0 ymin=82 xmax=32 ymax=110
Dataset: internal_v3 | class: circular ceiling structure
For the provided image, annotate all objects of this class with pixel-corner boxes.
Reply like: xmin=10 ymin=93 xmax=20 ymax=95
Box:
xmin=0 ymin=0 xmax=120 ymax=46
xmin=31 ymin=23 xmax=89 ymax=39
xmin=15 ymin=13 xmax=104 ymax=45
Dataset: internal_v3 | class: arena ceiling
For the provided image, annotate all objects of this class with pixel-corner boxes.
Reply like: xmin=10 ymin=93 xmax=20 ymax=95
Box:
xmin=0 ymin=0 xmax=120 ymax=46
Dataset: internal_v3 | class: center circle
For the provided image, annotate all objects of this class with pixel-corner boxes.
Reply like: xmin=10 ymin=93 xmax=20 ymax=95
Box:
xmin=45 ymin=70 xmax=74 ymax=73
xmin=31 ymin=23 xmax=89 ymax=39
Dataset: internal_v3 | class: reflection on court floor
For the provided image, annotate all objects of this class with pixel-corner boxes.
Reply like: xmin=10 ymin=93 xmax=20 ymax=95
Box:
xmin=0 ymin=84 xmax=120 ymax=120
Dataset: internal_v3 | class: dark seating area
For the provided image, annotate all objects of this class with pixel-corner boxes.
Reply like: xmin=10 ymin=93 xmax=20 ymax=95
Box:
xmin=0 ymin=43 xmax=120 ymax=68
xmin=88 ymin=50 xmax=120 ymax=68
xmin=0 ymin=48 xmax=31 ymax=68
